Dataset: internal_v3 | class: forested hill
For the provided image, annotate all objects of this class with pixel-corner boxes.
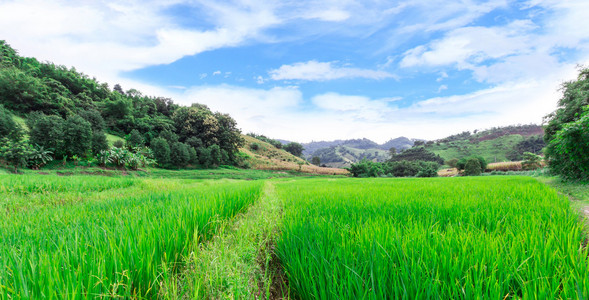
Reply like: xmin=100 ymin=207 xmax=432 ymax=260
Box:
xmin=0 ymin=40 xmax=243 ymax=168
xmin=305 ymin=124 xmax=544 ymax=168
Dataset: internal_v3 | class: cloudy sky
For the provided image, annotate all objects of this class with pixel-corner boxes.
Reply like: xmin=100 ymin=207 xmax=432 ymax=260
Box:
xmin=1 ymin=0 xmax=588 ymax=143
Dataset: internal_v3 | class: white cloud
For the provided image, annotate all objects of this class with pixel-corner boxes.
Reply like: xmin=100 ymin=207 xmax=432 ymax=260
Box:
xmin=212 ymin=71 xmax=222 ymax=76
xmin=269 ymin=61 xmax=396 ymax=81
xmin=437 ymin=85 xmax=448 ymax=92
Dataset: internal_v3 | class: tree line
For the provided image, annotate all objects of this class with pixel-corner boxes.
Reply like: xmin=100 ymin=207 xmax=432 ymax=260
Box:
xmin=0 ymin=40 xmax=244 ymax=172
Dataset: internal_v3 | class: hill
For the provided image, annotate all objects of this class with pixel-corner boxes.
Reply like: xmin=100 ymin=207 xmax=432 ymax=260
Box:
xmin=426 ymin=124 xmax=545 ymax=163
xmin=302 ymin=137 xmax=415 ymax=168
xmin=240 ymin=135 xmax=349 ymax=175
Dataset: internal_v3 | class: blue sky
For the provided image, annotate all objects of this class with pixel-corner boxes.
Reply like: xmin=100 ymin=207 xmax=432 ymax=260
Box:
xmin=1 ymin=0 xmax=588 ymax=142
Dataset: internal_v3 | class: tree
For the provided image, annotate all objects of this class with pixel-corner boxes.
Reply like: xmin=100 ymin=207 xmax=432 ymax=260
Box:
xmin=284 ymin=142 xmax=304 ymax=157
xmin=311 ymin=156 xmax=321 ymax=166
xmin=445 ymin=158 xmax=458 ymax=168
xmin=28 ymin=144 xmax=53 ymax=169
xmin=545 ymin=108 xmax=589 ymax=181
xmin=151 ymin=137 xmax=170 ymax=166
xmin=521 ymin=152 xmax=543 ymax=170
xmin=28 ymin=113 xmax=64 ymax=157
xmin=0 ymin=104 xmax=22 ymax=141
xmin=62 ymin=115 xmax=92 ymax=158
xmin=464 ymin=158 xmax=482 ymax=176
xmin=188 ymin=147 xmax=198 ymax=165
xmin=92 ymin=131 xmax=109 ymax=154
xmin=208 ymin=144 xmax=222 ymax=167
xmin=170 ymin=142 xmax=190 ymax=167
xmin=544 ymin=67 xmax=589 ymax=143
xmin=457 ymin=156 xmax=487 ymax=171
xmin=78 ymin=109 xmax=105 ymax=132
xmin=126 ymin=129 xmax=144 ymax=148
xmin=389 ymin=147 xmax=444 ymax=164
xmin=0 ymin=138 xmax=32 ymax=173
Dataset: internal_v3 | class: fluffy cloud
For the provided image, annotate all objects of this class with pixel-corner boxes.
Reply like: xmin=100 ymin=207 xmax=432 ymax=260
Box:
xmin=269 ymin=61 xmax=395 ymax=81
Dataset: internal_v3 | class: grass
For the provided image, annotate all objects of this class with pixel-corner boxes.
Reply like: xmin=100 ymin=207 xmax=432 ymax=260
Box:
xmin=428 ymin=134 xmax=524 ymax=163
xmin=161 ymin=181 xmax=288 ymax=299
xmin=0 ymin=175 xmax=263 ymax=299
xmin=106 ymin=133 xmax=125 ymax=146
xmin=537 ymin=177 xmax=589 ymax=212
xmin=276 ymin=177 xmax=589 ymax=299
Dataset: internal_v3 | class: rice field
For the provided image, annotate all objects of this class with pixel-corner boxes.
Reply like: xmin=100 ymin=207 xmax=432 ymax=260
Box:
xmin=1 ymin=174 xmax=587 ymax=299
xmin=0 ymin=175 xmax=263 ymax=299
xmin=276 ymin=177 xmax=589 ymax=299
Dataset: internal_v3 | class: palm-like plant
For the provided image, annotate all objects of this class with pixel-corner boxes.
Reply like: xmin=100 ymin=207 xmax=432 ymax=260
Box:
xmin=28 ymin=144 xmax=54 ymax=170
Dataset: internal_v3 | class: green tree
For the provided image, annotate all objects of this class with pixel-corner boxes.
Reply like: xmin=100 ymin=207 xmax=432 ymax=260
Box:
xmin=92 ymin=131 xmax=109 ymax=154
xmin=521 ymin=152 xmax=543 ymax=170
xmin=208 ymin=144 xmax=222 ymax=167
xmin=311 ymin=156 xmax=321 ymax=166
xmin=545 ymin=108 xmax=589 ymax=181
xmin=188 ymin=147 xmax=198 ymax=165
xmin=389 ymin=147 xmax=444 ymax=164
xmin=0 ymin=104 xmax=22 ymax=141
xmin=0 ymin=138 xmax=32 ymax=173
xmin=464 ymin=158 xmax=482 ymax=176
xmin=544 ymin=67 xmax=589 ymax=143
xmin=197 ymin=147 xmax=211 ymax=168
xmin=28 ymin=113 xmax=64 ymax=157
xmin=126 ymin=129 xmax=144 ymax=148
xmin=284 ymin=142 xmax=304 ymax=157
xmin=62 ymin=115 xmax=92 ymax=158
xmin=151 ymin=137 xmax=170 ymax=166
xmin=170 ymin=142 xmax=190 ymax=168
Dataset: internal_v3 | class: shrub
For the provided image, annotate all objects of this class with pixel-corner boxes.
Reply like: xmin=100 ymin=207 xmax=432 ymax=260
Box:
xmin=63 ymin=115 xmax=92 ymax=158
xmin=112 ymin=140 xmax=124 ymax=149
xmin=126 ymin=129 xmax=144 ymax=148
xmin=170 ymin=142 xmax=190 ymax=168
xmin=464 ymin=158 xmax=482 ymax=176
xmin=151 ymin=137 xmax=170 ymax=166
xmin=250 ymin=143 xmax=260 ymax=151
xmin=92 ymin=131 xmax=109 ymax=155
xmin=445 ymin=158 xmax=458 ymax=168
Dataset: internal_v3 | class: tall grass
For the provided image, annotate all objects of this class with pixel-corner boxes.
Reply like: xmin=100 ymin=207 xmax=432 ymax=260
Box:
xmin=0 ymin=176 xmax=262 ymax=299
xmin=276 ymin=177 xmax=589 ymax=299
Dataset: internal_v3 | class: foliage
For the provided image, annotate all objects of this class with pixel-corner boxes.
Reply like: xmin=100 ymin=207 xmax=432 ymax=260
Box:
xmin=125 ymin=129 xmax=144 ymax=148
xmin=457 ymin=155 xmax=487 ymax=171
xmin=151 ymin=137 xmax=170 ymax=166
xmin=27 ymin=112 xmax=65 ymax=157
xmin=544 ymin=67 xmax=589 ymax=143
xmin=521 ymin=152 xmax=543 ymax=170
xmin=311 ymin=156 xmax=321 ymax=166
xmin=389 ymin=146 xmax=444 ymax=164
xmin=284 ymin=142 xmax=304 ymax=157
xmin=112 ymin=140 xmax=124 ymax=148
xmin=0 ymin=176 xmax=262 ymax=298
xmin=445 ymin=158 xmax=458 ymax=168
xmin=348 ymin=159 xmax=439 ymax=178
xmin=27 ymin=144 xmax=54 ymax=169
xmin=0 ymin=41 xmax=244 ymax=168
xmin=170 ymin=142 xmax=190 ymax=168
xmin=0 ymin=104 xmax=22 ymax=141
xmin=91 ymin=130 xmax=109 ymax=154
xmin=0 ymin=138 xmax=32 ymax=172
xmin=250 ymin=142 xmax=260 ymax=151
xmin=62 ymin=115 xmax=92 ymax=158
xmin=246 ymin=133 xmax=283 ymax=149
xmin=506 ymin=135 xmax=545 ymax=161
xmin=276 ymin=177 xmax=588 ymax=299
xmin=545 ymin=108 xmax=589 ymax=181
xmin=463 ymin=158 xmax=482 ymax=176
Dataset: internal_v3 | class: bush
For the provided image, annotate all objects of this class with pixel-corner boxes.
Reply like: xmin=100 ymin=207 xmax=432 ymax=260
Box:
xmin=170 ymin=142 xmax=190 ymax=168
xmin=457 ymin=156 xmax=487 ymax=171
xmin=126 ymin=129 xmax=144 ymax=148
xmin=112 ymin=140 xmax=124 ymax=149
xmin=62 ymin=115 xmax=92 ymax=158
xmin=464 ymin=158 xmax=482 ymax=176
xmin=545 ymin=108 xmax=589 ymax=181
xmin=28 ymin=113 xmax=64 ymax=157
xmin=92 ymin=131 xmax=109 ymax=155
xmin=250 ymin=143 xmax=260 ymax=151
xmin=0 ymin=104 xmax=22 ymax=142
xmin=151 ymin=137 xmax=170 ymax=166
xmin=445 ymin=158 xmax=458 ymax=168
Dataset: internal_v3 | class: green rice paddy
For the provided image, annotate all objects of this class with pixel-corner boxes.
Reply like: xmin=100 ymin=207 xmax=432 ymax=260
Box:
xmin=0 ymin=175 xmax=587 ymax=299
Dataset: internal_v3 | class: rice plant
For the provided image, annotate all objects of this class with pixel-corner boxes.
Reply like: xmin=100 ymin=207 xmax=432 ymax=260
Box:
xmin=276 ymin=177 xmax=589 ymax=299
xmin=0 ymin=176 xmax=262 ymax=299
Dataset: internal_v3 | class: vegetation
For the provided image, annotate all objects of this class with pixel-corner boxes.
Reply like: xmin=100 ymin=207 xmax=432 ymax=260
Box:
xmin=276 ymin=177 xmax=588 ymax=299
xmin=0 ymin=175 xmax=262 ymax=298
xmin=389 ymin=146 xmax=444 ymax=164
xmin=0 ymin=41 xmax=243 ymax=172
xmin=347 ymin=159 xmax=438 ymax=178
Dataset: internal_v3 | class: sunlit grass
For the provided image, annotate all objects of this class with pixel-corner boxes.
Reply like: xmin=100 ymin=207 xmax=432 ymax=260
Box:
xmin=276 ymin=177 xmax=589 ymax=299
xmin=0 ymin=176 xmax=263 ymax=299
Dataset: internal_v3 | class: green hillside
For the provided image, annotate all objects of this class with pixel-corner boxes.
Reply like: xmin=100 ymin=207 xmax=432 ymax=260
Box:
xmin=427 ymin=134 xmax=524 ymax=163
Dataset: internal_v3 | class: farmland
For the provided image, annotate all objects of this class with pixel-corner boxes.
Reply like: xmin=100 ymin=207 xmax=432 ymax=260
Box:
xmin=0 ymin=174 xmax=588 ymax=299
